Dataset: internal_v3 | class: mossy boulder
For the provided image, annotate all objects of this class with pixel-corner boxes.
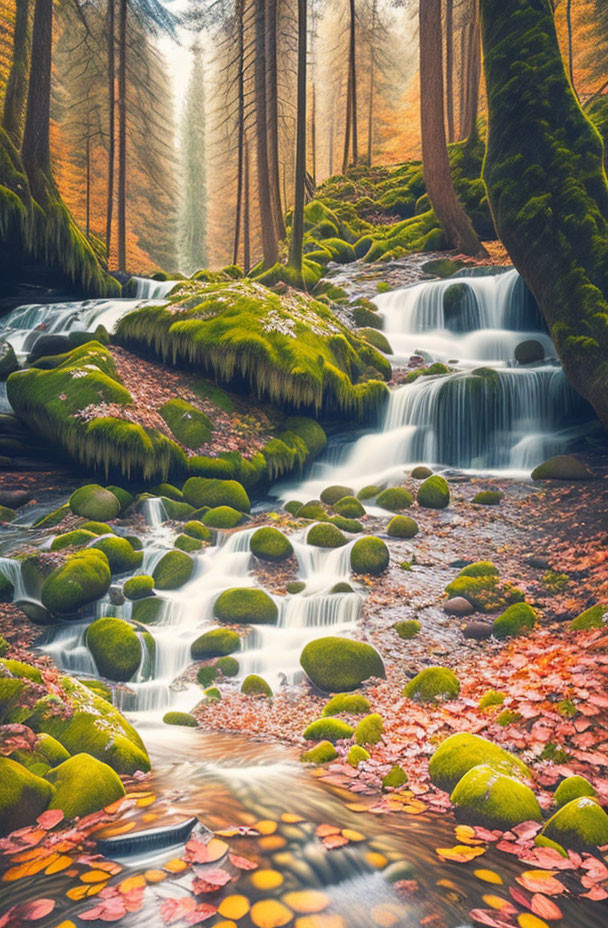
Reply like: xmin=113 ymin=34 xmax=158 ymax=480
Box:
xmin=445 ymin=564 xmax=524 ymax=613
xmin=0 ymin=341 xmax=18 ymax=380
xmin=202 ymin=506 xmax=243 ymax=529
xmin=163 ymin=711 xmax=198 ymax=727
xmin=250 ymin=527 xmax=293 ymax=562
xmin=417 ymin=475 xmax=450 ymax=509
xmin=131 ymin=596 xmax=161 ymax=624
xmin=493 ymin=603 xmax=536 ymax=639
xmin=387 ymin=516 xmax=418 ymax=539
xmin=301 ymin=741 xmax=338 ymax=764
xmin=160 ymin=497 xmax=195 ymax=521
xmin=191 ymin=628 xmax=240 ymax=660
xmin=403 ymin=667 xmax=460 ymax=703
xmin=80 ymin=521 xmax=115 ymax=535
xmin=214 ymin=588 xmax=278 ymax=625
xmin=1 ymin=660 xmax=43 ymax=683
xmin=284 ymin=500 xmax=302 ymax=516
xmin=184 ymin=520 xmax=213 ymax=542
xmin=479 ymin=690 xmax=506 ymax=710
xmin=382 ymin=766 xmax=408 ymax=790
xmin=320 ymin=485 xmax=354 ymax=506
xmin=322 ymin=694 xmax=370 ymax=717
xmin=0 ymin=678 xmax=26 ymax=721
xmin=542 ymin=797 xmax=608 ymax=850
xmin=303 ymin=718 xmax=354 ymax=743
xmin=287 ymin=581 xmax=306 ymax=594
xmin=347 ymin=745 xmax=370 ymax=767
xmin=360 ymin=328 xmax=393 ymax=354
xmin=357 ymin=484 xmax=383 ymax=500
xmin=152 ymin=483 xmax=183 ymax=501
xmin=307 ymin=523 xmax=347 ymax=548
xmin=174 ymin=534 xmax=202 ymax=552
xmin=197 ymin=665 xmax=218 ymax=687
xmin=12 ymin=733 xmax=70 ymax=773
xmin=411 ymin=466 xmax=433 ymax=479
xmin=459 ymin=561 xmax=499 ymax=577
xmin=450 ymin=765 xmax=542 ymax=830
xmin=332 ymin=496 xmax=365 ymax=518
xmin=0 ymin=757 xmax=54 ymax=834
xmin=69 ymin=485 xmax=121 ymax=521
xmin=300 ymin=636 xmax=385 ymax=692
xmin=394 ymin=620 xmax=421 ymax=639
xmin=429 ymin=732 xmax=531 ymax=793
xmin=350 ymin=537 xmax=389 ymax=575
xmin=46 ymin=754 xmax=125 ymax=820
xmin=571 ymin=604 xmax=608 ymax=630
xmin=183 ymin=477 xmax=250 ymax=512
xmin=91 ymin=536 xmax=142 ymax=574
xmin=86 ymin=617 xmax=142 ymax=682
xmin=203 ymin=686 xmax=221 ymax=701
xmin=472 ymin=490 xmax=503 ymax=506
xmin=123 ymin=575 xmax=155 ymax=600
xmin=531 ymin=455 xmax=592 ymax=481
xmin=296 ymin=500 xmax=327 ymax=520
xmin=105 ymin=486 xmax=133 ymax=511
xmin=376 ymin=487 xmax=413 ymax=512
xmin=41 ymin=549 xmax=111 ymax=616
xmin=354 ymin=713 xmax=383 ymax=746
xmin=159 ymin=399 xmax=213 ymax=450
xmin=329 ymin=515 xmax=363 ymax=533
xmin=216 ymin=656 xmax=239 ymax=676
xmin=241 ymin=674 xmax=272 ymax=697
xmin=152 ymin=550 xmax=194 ymax=590
xmin=554 ymin=776 xmax=597 ymax=809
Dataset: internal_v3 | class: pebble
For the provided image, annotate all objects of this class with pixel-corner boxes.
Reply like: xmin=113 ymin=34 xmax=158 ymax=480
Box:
xmin=462 ymin=621 xmax=493 ymax=640
xmin=444 ymin=596 xmax=474 ymax=616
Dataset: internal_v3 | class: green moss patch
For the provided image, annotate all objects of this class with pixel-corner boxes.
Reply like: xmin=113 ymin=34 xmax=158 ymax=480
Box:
xmin=183 ymin=477 xmax=250 ymax=512
xmin=332 ymin=496 xmax=365 ymax=519
xmin=303 ymin=718 xmax=354 ymax=743
xmin=307 ymin=523 xmax=347 ymax=548
xmin=86 ymin=617 xmax=142 ymax=682
xmin=350 ymin=537 xmax=389 ymax=575
xmin=124 ymin=576 xmax=155 ymax=600
xmin=451 ymin=765 xmax=541 ymax=830
xmin=70 ymin=485 xmax=121 ymax=521
xmin=301 ymin=741 xmax=338 ymax=764
xmin=160 ymin=398 xmax=213 ymax=450
xmin=202 ymin=506 xmax=243 ymax=529
xmin=0 ymin=757 xmax=53 ymax=834
xmin=472 ymin=490 xmax=503 ymax=506
xmin=250 ymin=527 xmax=293 ymax=562
xmin=322 ymin=694 xmax=370 ymax=717
xmin=347 ymin=745 xmax=370 ymax=767
xmin=541 ymin=797 xmax=608 ymax=850
xmin=191 ymin=628 xmax=240 ymax=660
xmin=320 ymin=485 xmax=354 ymax=506
xmin=91 ymin=536 xmax=142 ymax=574
xmin=417 ymin=475 xmax=450 ymax=509
xmin=214 ymin=588 xmax=278 ymax=625
xmin=241 ymin=674 xmax=272 ymax=697
xmin=403 ymin=667 xmax=460 ymax=703
xmin=376 ymin=487 xmax=413 ymax=512
xmin=41 ymin=549 xmax=111 ymax=616
xmin=387 ymin=516 xmax=418 ymax=539
xmin=493 ymin=603 xmax=536 ymax=639
xmin=153 ymin=551 xmax=194 ymax=590
xmin=163 ymin=711 xmax=198 ymax=727
xmin=382 ymin=766 xmax=408 ymax=790
xmin=354 ymin=713 xmax=383 ymax=746
xmin=554 ymin=776 xmax=597 ymax=809
xmin=394 ymin=620 xmax=421 ymax=639
xmin=570 ymin=604 xmax=608 ymax=630
xmin=46 ymin=754 xmax=125 ymax=820
xmin=300 ymin=636 xmax=385 ymax=692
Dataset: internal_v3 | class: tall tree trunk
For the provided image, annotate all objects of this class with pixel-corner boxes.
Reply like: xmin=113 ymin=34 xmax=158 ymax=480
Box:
xmin=106 ymin=0 xmax=115 ymax=261
xmin=289 ymin=0 xmax=306 ymax=273
xmin=349 ymin=0 xmax=358 ymax=164
xmin=566 ymin=0 xmax=577 ymax=99
xmin=311 ymin=81 xmax=316 ymax=183
xmin=460 ymin=0 xmax=481 ymax=140
xmin=3 ymin=0 xmax=30 ymax=145
xmin=367 ymin=0 xmax=376 ymax=164
xmin=254 ymin=0 xmax=278 ymax=266
xmin=85 ymin=130 xmax=91 ymax=238
xmin=445 ymin=0 xmax=455 ymax=142
xmin=341 ymin=68 xmax=352 ymax=173
xmin=328 ymin=115 xmax=334 ymax=175
xmin=458 ymin=20 xmax=468 ymax=140
xmin=233 ymin=0 xmax=245 ymax=266
xmin=265 ymin=0 xmax=285 ymax=242
xmin=117 ymin=0 xmax=127 ymax=272
xmin=419 ymin=0 xmax=483 ymax=255
xmin=243 ymin=137 xmax=251 ymax=273
xmin=21 ymin=0 xmax=53 ymax=201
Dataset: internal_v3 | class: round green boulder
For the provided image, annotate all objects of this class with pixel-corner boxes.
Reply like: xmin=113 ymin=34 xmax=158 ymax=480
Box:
xmin=174 ymin=534 xmax=202 ymax=552
xmin=571 ymin=604 xmax=608 ymax=630
xmin=250 ymin=527 xmax=293 ymax=562
xmin=241 ymin=674 xmax=272 ymax=697
xmin=86 ymin=617 xmax=142 ymax=682
xmin=214 ymin=588 xmax=278 ymax=625
xmin=105 ymin=486 xmax=133 ymax=511
xmin=51 ymin=529 xmax=98 ymax=551
xmin=417 ymin=475 xmax=450 ymax=509
xmin=394 ymin=620 xmax=421 ymax=639
xmin=554 ymin=776 xmax=597 ymax=808
xmin=0 ymin=757 xmax=54 ymax=833
xmin=493 ymin=603 xmax=536 ymax=639
xmin=402 ymin=666 xmax=460 ymax=703
xmin=183 ymin=477 xmax=250 ymax=512
xmin=296 ymin=500 xmax=327 ymax=520
xmin=303 ymin=717 xmax=354 ymax=743
xmin=354 ymin=713 xmax=383 ymax=746
xmin=473 ymin=490 xmax=503 ymax=506
xmin=450 ymin=765 xmax=542 ymax=830
xmin=216 ymin=656 xmax=239 ymax=676
xmin=411 ymin=466 xmax=433 ymax=479
xmin=387 ymin=515 xmax=418 ymax=538
xmin=320 ymin=485 xmax=354 ymax=506
xmin=41 ymin=549 xmax=111 ymax=616
xmin=329 ymin=515 xmax=363 ymax=533
xmin=382 ymin=766 xmax=408 ymax=790
xmin=300 ymin=636 xmax=385 ymax=692
xmin=531 ymin=455 xmax=591 ymax=481
xmin=202 ymin=506 xmax=243 ymax=529
xmin=91 ymin=536 xmax=142 ymax=574
xmin=163 ymin=711 xmax=198 ymax=727
xmin=153 ymin=550 xmax=194 ymax=590
xmin=301 ymin=741 xmax=338 ymax=764
xmin=80 ymin=521 xmax=116 ymax=535
xmin=376 ymin=487 xmax=413 ymax=512
xmin=123 ymin=575 xmax=155 ymax=601
xmin=307 ymin=523 xmax=347 ymax=548
xmin=357 ymin=485 xmax=382 ymax=500
xmin=429 ymin=732 xmax=531 ymax=793
xmin=184 ymin=520 xmax=212 ymax=542
xmin=322 ymin=693 xmax=370 ymax=717
xmin=332 ymin=496 xmax=365 ymax=519
xmin=69 ymin=485 xmax=121 ymax=521
xmin=191 ymin=628 xmax=240 ymax=660
xmin=46 ymin=753 xmax=125 ymax=820
xmin=350 ymin=536 xmax=389 ymax=575
xmin=542 ymin=797 xmax=608 ymax=850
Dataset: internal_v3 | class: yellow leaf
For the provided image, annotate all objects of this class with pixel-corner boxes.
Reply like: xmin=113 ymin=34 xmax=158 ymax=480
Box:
xmin=365 ymin=852 xmax=387 ymax=869
xmin=282 ymin=891 xmax=330 ymax=914
xmin=80 ymin=870 xmax=112 ymax=884
xmin=250 ymin=899 xmax=293 ymax=928
xmin=295 ymin=918 xmax=345 ymax=928
xmin=371 ymin=904 xmax=405 ymax=927
xmin=136 ymin=794 xmax=156 ymax=807
xmin=483 ymin=895 xmax=511 ymax=910
xmin=50 ymin=922 xmax=77 ymax=928
xmin=66 ymin=883 xmax=105 ymax=901
xmin=455 ymin=825 xmax=484 ymax=846
xmin=475 ymin=869 xmax=503 ymax=885
xmin=118 ymin=874 xmax=146 ymax=893
xmin=251 ymin=870 xmax=284 ymax=891
xmin=164 ymin=858 xmax=187 ymax=873
xmin=145 ymin=869 xmax=167 ymax=883
xmin=436 ymin=845 xmax=486 ymax=863
xmin=258 ymin=835 xmax=287 ymax=851
xmin=217 ymin=895 xmax=251 ymax=920
xmin=518 ymin=916 xmax=550 ymax=928
xmin=45 ymin=855 xmax=73 ymax=876
xmin=340 ymin=829 xmax=365 ymax=843
xmin=254 ymin=820 xmax=278 ymax=835
xmin=281 ymin=814 xmax=305 ymax=823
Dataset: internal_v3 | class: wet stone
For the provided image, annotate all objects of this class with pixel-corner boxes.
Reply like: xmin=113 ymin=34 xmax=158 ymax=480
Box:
xmin=526 ymin=554 xmax=551 ymax=569
xmin=462 ymin=621 xmax=493 ymax=640
xmin=444 ymin=597 xmax=474 ymax=616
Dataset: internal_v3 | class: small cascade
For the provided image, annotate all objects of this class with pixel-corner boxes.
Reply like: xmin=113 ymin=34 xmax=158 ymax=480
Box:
xmin=131 ymin=277 xmax=178 ymax=300
xmin=0 ymin=556 xmax=26 ymax=599
xmin=141 ymin=498 xmax=168 ymax=528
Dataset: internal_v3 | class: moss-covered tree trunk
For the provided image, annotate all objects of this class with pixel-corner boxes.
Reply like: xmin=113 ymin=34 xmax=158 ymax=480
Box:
xmin=480 ymin=0 xmax=608 ymax=428
xmin=265 ymin=0 xmax=285 ymax=244
xmin=3 ymin=0 xmax=30 ymax=145
xmin=289 ymin=0 xmax=306 ymax=275
xmin=254 ymin=0 xmax=278 ymax=267
xmin=21 ymin=0 xmax=52 ymax=200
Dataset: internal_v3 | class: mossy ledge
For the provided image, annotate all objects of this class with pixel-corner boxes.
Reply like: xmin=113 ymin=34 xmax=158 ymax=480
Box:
xmin=114 ymin=278 xmax=390 ymax=419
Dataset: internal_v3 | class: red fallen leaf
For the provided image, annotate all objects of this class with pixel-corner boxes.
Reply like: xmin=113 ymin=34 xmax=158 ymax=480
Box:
xmin=316 ymin=824 xmax=340 ymax=837
xmin=19 ymin=899 xmax=55 ymax=921
xmin=512 ymin=821 xmax=542 ymax=841
xmin=322 ymin=834 xmax=349 ymax=850
xmin=184 ymin=904 xmax=217 ymax=924
xmin=160 ymin=898 xmax=198 ymax=925
xmin=36 ymin=809 xmax=64 ymax=830
xmin=192 ymin=868 xmax=232 ymax=894
xmin=531 ymin=894 xmax=563 ymax=920
xmin=228 ymin=853 xmax=257 ymax=871
xmin=473 ymin=827 xmax=501 ymax=843
xmin=581 ymin=885 xmax=608 ymax=901
xmin=518 ymin=847 xmax=576 ymax=870
xmin=516 ymin=870 xmax=566 ymax=896
xmin=469 ymin=909 xmax=514 ymax=928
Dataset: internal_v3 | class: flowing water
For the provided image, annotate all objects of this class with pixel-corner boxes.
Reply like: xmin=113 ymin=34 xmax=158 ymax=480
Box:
xmin=0 ymin=268 xmax=602 ymax=926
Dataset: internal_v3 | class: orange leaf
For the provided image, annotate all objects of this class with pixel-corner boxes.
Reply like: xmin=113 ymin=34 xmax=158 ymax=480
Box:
xmin=436 ymin=845 xmax=487 ymax=863
xmin=80 ymin=870 xmax=113 ymax=884
xmin=44 ymin=855 xmax=73 ymax=875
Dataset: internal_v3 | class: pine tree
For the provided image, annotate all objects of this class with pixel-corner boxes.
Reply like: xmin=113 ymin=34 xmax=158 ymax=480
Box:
xmin=179 ymin=41 xmax=208 ymax=273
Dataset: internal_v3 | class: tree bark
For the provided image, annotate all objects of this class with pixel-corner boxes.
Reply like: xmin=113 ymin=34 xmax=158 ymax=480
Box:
xmin=21 ymin=0 xmax=53 ymax=199
xmin=117 ymin=0 xmax=127 ymax=272
xmin=289 ymin=0 xmax=306 ymax=274
xmin=105 ymin=0 xmax=115 ymax=261
xmin=85 ymin=129 xmax=91 ymax=238
xmin=445 ymin=0 xmax=454 ymax=142
xmin=566 ymin=0 xmax=577 ymax=99
xmin=341 ymin=66 xmax=352 ymax=173
xmin=265 ymin=0 xmax=285 ymax=242
xmin=243 ymin=137 xmax=251 ymax=273
xmin=463 ymin=0 xmax=481 ymax=140
xmin=349 ymin=0 xmax=358 ymax=164
xmin=254 ymin=0 xmax=278 ymax=266
xmin=233 ymin=0 xmax=245 ymax=266
xmin=419 ymin=0 xmax=483 ymax=255
xmin=3 ymin=0 xmax=30 ymax=145
xmin=367 ymin=0 xmax=376 ymax=164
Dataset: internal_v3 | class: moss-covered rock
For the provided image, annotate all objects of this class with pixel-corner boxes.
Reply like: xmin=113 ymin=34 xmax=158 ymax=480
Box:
xmin=307 ymin=523 xmax=347 ymax=548
xmin=570 ymin=604 xmax=608 ymax=630
xmin=472 ymin=490 xmax=503 ymax=506
xmin=354 ymin=713 xmax=383 ymax=746
xmin=411 ymin=466 xmax=433 ymax=479
xmin=322 ymin=694 xmax=370 ymax=717
xmin=300 ymin=636 xmax=385 ymax=692
xmin=459 ymin=561 xmax=499 ymax=577
xmin=0 ymin=678 xmax=26 ymax=721
xmin=203 ymin=686 xmax=221 ymax=701
xmin=417 ymin=475 xmax=450 ymax=509
xmin=357 ymin=484 xmax=383 ymax=500
xmin=382 ymin=766 xmax=408 ymax=790
xmin=320 ymin=485 xmax=353 ymax=506
xmin=332 ymin=496 xmax=365 ymax=519
xmin=0 ymin=341 xmax=18 ymax=380
xmin=191 ymin=628 xmax=240 ymax=660
xmin=403 ymin=666 xmax=460 ymax=703
xmin=287 ymin=581 xmax=306 ymax=594
xmin=152 ymin=550 xmax=194 ymax=590
xmin=531 ymin=456 xmax=592 ymax=481
xmin=160 ymin=398 xmax=213 ymax=450
xmin=12 ymin=733 xmax=70 ymax=773
xmin=69 ymin=485 xmax=121 ymax=521
xmin=303 ymin=717 xmax=354 ymax=743
xmin=197 ymin=665 xmax=218 ymax=688
xmin=387 ymin=516 xmax=419 ymax=539
xmin=296 ymin=500 xmax=327 ymax=520
xmin=479 ymin=689 xmax=506 ymax=710
xmin=215 ymin=656 xmax=239 ymax=677
xmin=376 ymin=487 xmax=413 ymax=512
xmin=46 ymin=753 xmax=125 ymax=820
xmin=91 ymin=536 xmax=142 ymax=574
xmin=214 ymin=588 xmax=278 ymax=625
xmin=360 ymin=328 xmax=393 ymax=354
xmin=329 ymin=515 xmax=363 ymax=533
xmin=394 ymin=620 xmax=421 ymax=639
xmin=493 ymin=603 xmax=536 ymax=639
xmin=50 ymin=529 xmax=98 ymax=552
xmin=41 ymin=549 xmax=111 ymax=616
xmin=554 ymin=776 xmax=597 ymax=809
xmin=284 ymin=500 xmax=302 ymax=516
xmin=106 ymin=486 xmax=133 ymax=511
xmin=1 ymin=660 xmax=42 ymax=683
xmin=152 ymin=483 xmax=183 ymax=501
xmin=241 ymin=674 xmax=272 ymax=697
xmin=174 ymin=533 xmax=203 ymax=552
xmin=347 ymin=745 xmax=370 ymax=767
xmin=445 ymin=564 xmax=524 ymax=613
xmin=163 ymin=711 xmax=198 ymax=727
xmin=183 ymin=477 xmax=250 ymax=512
xmin=250 ymin=527 xmax=293 ymax=562
xmin=123 ymin=575 xmax=155 ymax=600
xmin=429 ymin=732 xmax=531 ymax=793
xmin=0 ymin=757 xmax=53 ymax=834
xmin=184 ymin=520 xmax=213 ymax=542
xmin=159 ymin=497 xmax=196 ymax=521
xmin=451 ymin=765 xmax=542 ymax=830
xmin=350 ymin=536 xmax=389 ymax=575
xmin=301 ymin=741 xmax=338 ymax=764
xmin=86 ymin=617 xmax=142 ymax=682
xmin=202 ymin=506 xmax=244 ymax=529
xmin=542 ymin=797 xmax=608 ymax=850
xmin=131 ymin=596 xmax=161 ymax=624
